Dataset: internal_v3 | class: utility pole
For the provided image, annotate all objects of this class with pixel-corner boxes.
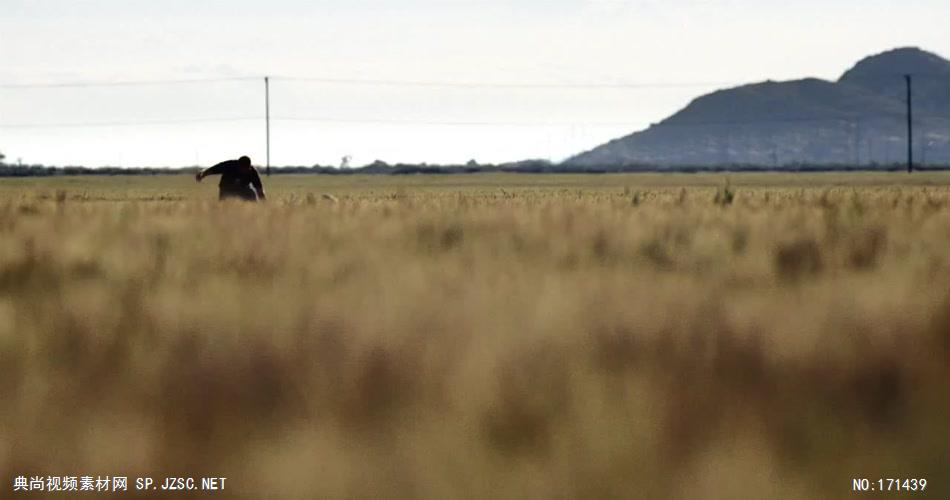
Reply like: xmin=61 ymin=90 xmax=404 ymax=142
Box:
xmin=265 ymin=76 xmax=271 ymax=176
xmin=905 ymin=74 xmax=913 ymax=173
xmin=852 ymin=117 xmax=861 ymax=166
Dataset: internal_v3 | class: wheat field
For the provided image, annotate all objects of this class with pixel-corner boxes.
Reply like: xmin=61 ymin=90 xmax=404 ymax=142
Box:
xmin=1 ymin=172 xmax=949 ymax=499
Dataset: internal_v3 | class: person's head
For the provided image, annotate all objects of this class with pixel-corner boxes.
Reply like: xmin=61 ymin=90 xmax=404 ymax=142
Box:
xmin=238 ymin=156 xmax=252 ymax=171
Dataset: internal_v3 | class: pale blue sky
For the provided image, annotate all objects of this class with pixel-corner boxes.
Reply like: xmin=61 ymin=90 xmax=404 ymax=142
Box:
xmin=2 ymin=0 xmax=949 ymax=167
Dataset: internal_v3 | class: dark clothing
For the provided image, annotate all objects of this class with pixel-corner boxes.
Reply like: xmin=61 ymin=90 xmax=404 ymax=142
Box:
xmin=203 ymin=160 xmax=265 ymax=201
xmin=220 ymin=184 xmax=259 ymax=202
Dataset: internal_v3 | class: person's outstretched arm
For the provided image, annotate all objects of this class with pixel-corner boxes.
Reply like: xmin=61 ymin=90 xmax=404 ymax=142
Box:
xmin=250 ymin=168 xmax=266 ymax=200
xmin=195 ymin=160 xmax=234 ymax=182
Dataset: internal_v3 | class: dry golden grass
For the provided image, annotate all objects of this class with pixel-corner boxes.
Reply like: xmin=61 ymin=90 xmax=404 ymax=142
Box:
xmin=1 ymin=173 xmax=949 ymax=499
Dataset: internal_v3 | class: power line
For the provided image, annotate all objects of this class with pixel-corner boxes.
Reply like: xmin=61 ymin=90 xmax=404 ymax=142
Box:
xmin=273 ymin=116 xmax=645 ymax=127
xmin=0 ymin=77 xmax=259 ymax=89
xmin=4 ymin=72 xmax=946 ymax=91
xmin=657 ymin=114 xmax=898 ymax=127
xmin=0 ymin=75 xmax=739 ymax=90
xmin=2 ymin=71 xmax=947 ymax=91
xmin=6 ymin=112 xmax=950 ymax=130
xmin=271 ymin=76 xmax=739 ymax=89
xmin=655 ymin=112 xmax=950 ymax=128
xmin=0 ymin=117 xmax=261 ymax=129
xmin=843 ymin=71 xmax=950 ymax=78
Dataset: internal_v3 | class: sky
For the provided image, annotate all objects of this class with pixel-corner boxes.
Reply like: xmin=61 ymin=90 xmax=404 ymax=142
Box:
xmin=2 ymin=0 xmax=949 ymax=168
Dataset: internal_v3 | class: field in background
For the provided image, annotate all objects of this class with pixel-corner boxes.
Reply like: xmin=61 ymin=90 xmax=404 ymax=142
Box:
xmin=5 ymin=171 xmax=950 ymax=200
xmin=2 ymin=173 xmax=949 ymax=499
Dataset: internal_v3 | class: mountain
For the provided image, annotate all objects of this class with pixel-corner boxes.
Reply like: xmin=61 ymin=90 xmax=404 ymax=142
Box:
xmin=841 ymin=48 xmax=950 ymax=115
xmin=566 ymin=48 xmax=950 ymax=168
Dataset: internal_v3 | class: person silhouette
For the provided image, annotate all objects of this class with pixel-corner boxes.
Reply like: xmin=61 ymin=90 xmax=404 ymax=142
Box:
xmin=196 ymin=156 xmax=266 ymax=201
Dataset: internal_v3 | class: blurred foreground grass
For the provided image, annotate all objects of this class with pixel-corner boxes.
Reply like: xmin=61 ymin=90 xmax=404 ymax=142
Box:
xmin=1 ymin=173 xmax=949 ymax=499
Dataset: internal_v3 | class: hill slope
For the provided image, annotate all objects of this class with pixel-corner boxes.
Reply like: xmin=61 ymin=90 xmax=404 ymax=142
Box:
xmin=567 ymin=48 xmax=950 ymax=168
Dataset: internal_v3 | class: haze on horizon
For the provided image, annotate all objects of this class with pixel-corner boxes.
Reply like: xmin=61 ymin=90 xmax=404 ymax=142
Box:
xmin=2 ymin=0 xmax=949 ymax=168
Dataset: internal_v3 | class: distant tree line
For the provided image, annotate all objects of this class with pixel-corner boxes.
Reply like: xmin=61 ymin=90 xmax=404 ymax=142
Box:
xmin=0 ymin=153 xmax=946 ymax=177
